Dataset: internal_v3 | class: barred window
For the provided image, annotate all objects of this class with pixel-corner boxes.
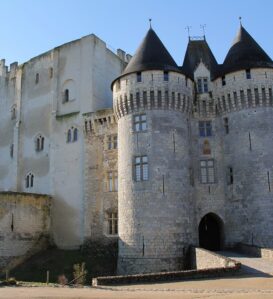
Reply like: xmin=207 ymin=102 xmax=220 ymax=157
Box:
xmin=108 ymin=171 xmax=118 ymax=192
xmin=199 ymin=121 xmax=212 ymax=137
xmin=200 ymin=160 xmax=215 ymax=184
xmin=107 ymin=135 xmax=118 ymax=150
xmin=134 ymin=156 xmax=148 ymax=181
xmin=133 ymin=114 xmax=147 ymax=132
xmin=107 ymin=212 xmax=118 ymax=235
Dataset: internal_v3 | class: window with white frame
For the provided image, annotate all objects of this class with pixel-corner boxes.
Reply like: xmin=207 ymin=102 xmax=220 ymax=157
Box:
xmin=133 ymin=114 xmax=147 ymax=132
xmin=67 ymin=127 xmax=78 ymax=143
xmin=200 ymin=160 xmax=215 ymax=184
xmin=197 ymin=77 xmax=208 ymax=93
xmin=108 ymin=171 xmax=118 ymax=192
xmin=107 ymin=135 xmax=117 ymax=150
xmin=199 ymin=121 xmax=212 ymax=137
xmin=35 ymin=135 xmax=45 ymax=152
xmin=106 ymin=212 xmax=118 ymax=235
xmin=134 ymin=156 xmax=148 ymax=181
xmin=25 ymin=173 xmax=34 ymax=188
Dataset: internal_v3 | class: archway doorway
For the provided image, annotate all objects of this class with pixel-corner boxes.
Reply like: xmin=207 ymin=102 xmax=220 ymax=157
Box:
xmin=198 ymin=213 xmax=224 ymax=251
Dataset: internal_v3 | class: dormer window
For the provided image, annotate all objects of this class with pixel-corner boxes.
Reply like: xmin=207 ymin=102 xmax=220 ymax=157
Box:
xmin=163 ymin=71 xmax=169 ymax=81
xmin=246 ymin=69 xmax=251 ymax=79
xmin=136 ymin=72 xmax=142 ymax=82
xmin=197 ymin=77 xmax=208 ymax=93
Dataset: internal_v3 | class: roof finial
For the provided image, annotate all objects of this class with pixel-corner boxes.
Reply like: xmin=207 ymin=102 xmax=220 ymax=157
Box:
xmin=149 ymin=18 xmax=152 ymax=29
xmin=239 ymin=16 xmax=242 ymax=26
xmin=185 ymin=26 xmax=191 ymax=40
xmin=200 ymin=24 xmax=206 ymax=39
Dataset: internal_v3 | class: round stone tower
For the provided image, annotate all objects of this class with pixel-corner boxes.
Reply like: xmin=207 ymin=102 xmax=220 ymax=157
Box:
xmin=112 ymin=28 xmax=195 ymax=274
xmin=213 ymin=24 xmax=273 ymax=247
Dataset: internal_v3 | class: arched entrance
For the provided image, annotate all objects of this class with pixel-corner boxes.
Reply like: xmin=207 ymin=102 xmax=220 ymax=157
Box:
xmin=198 ymin=213 xmax=224 ymax=251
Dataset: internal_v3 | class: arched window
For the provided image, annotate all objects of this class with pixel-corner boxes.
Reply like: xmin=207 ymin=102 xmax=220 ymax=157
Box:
xmin=67 ymin=129 xmax=72 ymax=143
xmin=25 ymin=173 xmax=34 ymax=188
xmin=203 ymin=140 xmax=211 ymax=155
xmin=35 ymin=73 xmax=39 ymax=84
xmin=64 ymin=89 xmax=69 ymax=102
xmin=35 ymin=135 xmax=45 ymax=152
xmin=73 ymin=128 xmax=78 ymax=142
xmin=67 ymin=127 xmax=78 ymax=143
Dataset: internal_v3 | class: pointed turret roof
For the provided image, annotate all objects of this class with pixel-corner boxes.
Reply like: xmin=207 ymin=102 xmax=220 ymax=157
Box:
xmin=182 ymin=38 xmax=219 ymax=80
xmin=222 ymin=25 xmax=273 ymax=75
xmin=121 ymin=28 xmax=181 ymax=76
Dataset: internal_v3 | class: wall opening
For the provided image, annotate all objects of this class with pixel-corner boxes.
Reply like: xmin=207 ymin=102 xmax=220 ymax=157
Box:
xmin=198 ymin=213 xmax=224 ymax=251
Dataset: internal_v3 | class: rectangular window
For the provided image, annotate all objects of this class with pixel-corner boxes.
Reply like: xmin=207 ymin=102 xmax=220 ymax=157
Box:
xmin=254 ymin=88 xmax=259 ymax=106
xmin=143 ymin=91 xmax=147 ymax=107
xmin=200 ymin=160 xmax=215 ymax=184
xmin=233 ymin=91 xmax=237 ymax=106
xmin=134 ymin=114 xmax=147 ymax=132
xmin=107 ymin=212 xmax=118 ymax=235
xmin=197 ymin=78 xmax=202 ymax=93
xmin=199 ymin=121 xmax=212 ymax=137
xmin=224 ymin=117 xmax=229 ymax=134
xmin=227 ymin=167 xmax=233 ymax=185
xmin=157 ymin=90 xmax=162 ymax=107
xmin=246 ymin=69 xmax=251 ymax=79
xmin=150 ymin=90 xmax=154 ymax=107
xmin=247 ymin=89 xmax=252 ymax=106
xmin=222 ymin=76 xmax=226 ymax=86
xmin=134 ymin=156 xmax=148 ymax=181
xmin=137 ymin=72 xmax=142 ymax=82
xmin=10 ymin=144 xmax=14 ymax=158
xmin=197 ymin=77 xmax=209 ymax=93
xmin=108 ymin=171 xmax=118 ymax=191
xmin=163 ymin=71 xmax=169 ymax=81
xmin=107 ymin=135 xmax=117 ymax=150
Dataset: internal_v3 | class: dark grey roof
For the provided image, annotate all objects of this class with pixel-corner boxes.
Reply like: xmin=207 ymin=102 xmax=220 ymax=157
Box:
xmin=221 ymin=25 xmax=273 ymax=75
xmin=182 ymin=38 xmax=219 ymax=80
xmin=112 ymin=28 xmax=182 ymax=88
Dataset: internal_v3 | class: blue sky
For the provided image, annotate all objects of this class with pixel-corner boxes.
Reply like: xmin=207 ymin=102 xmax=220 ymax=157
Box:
xmin=1 ymin=0 xmax=273 ymax=66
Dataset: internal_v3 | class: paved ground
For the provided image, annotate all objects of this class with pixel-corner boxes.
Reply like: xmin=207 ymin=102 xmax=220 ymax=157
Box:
xmin=220 ymin=250 xmax=273 ymax=276
xmin=1 ymin=251 xmax=273 ymax=298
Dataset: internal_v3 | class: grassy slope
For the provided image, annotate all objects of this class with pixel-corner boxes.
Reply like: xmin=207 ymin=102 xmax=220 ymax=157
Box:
xmin=7 ymin=247 xmax=117 ymax=284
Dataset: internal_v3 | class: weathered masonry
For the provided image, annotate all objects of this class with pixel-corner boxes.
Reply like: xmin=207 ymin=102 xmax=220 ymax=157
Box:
xmin=0 ymin=23 xmax=273 ymax=275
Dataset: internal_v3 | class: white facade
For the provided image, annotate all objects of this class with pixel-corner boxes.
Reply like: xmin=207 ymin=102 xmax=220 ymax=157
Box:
xmin=0 ymin=34 xmax=127 ymax=248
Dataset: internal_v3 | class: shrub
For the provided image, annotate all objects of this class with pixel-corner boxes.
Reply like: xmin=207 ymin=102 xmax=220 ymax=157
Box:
xmin=73 ymin=262 xmax=87 ymax=285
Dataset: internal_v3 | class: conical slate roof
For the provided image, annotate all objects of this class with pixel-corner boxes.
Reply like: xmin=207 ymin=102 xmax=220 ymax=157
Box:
xmin=222 ymin=25 xmax=273 ymax=75
xmin=182 ymin=38 xmax=219 ymax=80
xmin=122 ymin=28 xmax=181 ymax=76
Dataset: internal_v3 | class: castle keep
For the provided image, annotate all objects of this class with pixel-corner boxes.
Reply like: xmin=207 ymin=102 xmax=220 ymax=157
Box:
xmin=0 ymin=24 xmax=273 ymax=275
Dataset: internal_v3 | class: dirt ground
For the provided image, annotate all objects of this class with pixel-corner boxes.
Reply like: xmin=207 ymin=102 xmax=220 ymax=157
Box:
xmin=1 ymin=276 xmax=273 ymax=299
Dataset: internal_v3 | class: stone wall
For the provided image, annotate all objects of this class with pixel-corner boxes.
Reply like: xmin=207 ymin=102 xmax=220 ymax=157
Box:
xmin=236 ymin=243 xmax=273 ymax=261
xmin=191 ymin=247 xmax=238 ymax=269
xmin=0 ymin=192 xmax=51 ymax=271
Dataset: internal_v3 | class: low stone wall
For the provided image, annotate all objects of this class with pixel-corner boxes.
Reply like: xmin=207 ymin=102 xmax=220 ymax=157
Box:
xmin=191 ymin=247 xmax=238 ymax=269
xmin=92 ymin=247 xmax=241 ymax=286
xmin=92 ymin=265 xmax=240 ymax=286
xmin=236 ymin=243 xmax=273 ymax=261
xmin=0 ymin=192 xmax=51 ymax=272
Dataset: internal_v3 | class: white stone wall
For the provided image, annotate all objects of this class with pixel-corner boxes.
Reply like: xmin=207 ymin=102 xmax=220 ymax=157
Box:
xmin=0 ymin=34 xmax=125 ymax=249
